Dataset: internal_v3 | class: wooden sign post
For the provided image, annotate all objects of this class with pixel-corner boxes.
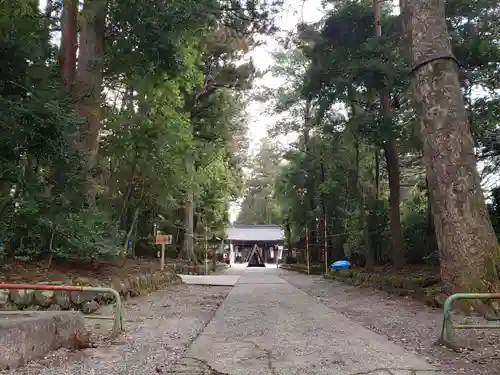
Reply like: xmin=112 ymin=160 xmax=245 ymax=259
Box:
xmin=155 ymin=233 xmax=172 ymax=271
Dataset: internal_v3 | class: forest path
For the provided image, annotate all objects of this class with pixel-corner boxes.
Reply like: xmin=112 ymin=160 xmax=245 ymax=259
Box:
xmin=9 ymin=266 xmax=493 ymax=375
xmin=170 ymin=266 xmax=445 ymax=375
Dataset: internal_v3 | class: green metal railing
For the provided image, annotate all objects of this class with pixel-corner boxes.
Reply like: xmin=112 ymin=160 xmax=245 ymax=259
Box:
xmin=440 ymin=293 xmax=500 ymax=347
xmin=0 ymin=283 xmax=123 ymax=336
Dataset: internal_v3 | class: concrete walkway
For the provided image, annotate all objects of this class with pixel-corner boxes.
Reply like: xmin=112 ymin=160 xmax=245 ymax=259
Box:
xmin=173 ymin=266 xmax=447 ymax=375
xmin=178 ymin=274 xmax=241 ymax=286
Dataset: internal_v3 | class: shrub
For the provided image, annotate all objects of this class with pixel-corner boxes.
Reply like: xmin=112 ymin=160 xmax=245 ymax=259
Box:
xmin=53 ymin=208 xmax=122 ymax=261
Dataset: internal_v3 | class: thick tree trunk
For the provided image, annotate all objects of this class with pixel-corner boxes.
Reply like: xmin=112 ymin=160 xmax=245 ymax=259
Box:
xmin=60 ymin=0 xmax=78 ymax=91
xmin=373 ymin=0 xmax=404 ymax=267
xmin=349 ymin=94 xmax=374 ymax=267
xmin=285 ymin=218 xmax=292 ymax=255
xmin=181 ymin=189 xmax=198 ymax=263
xmin=373 ymin=0 xmax=405 ymax=268
xmin=74 ymin=0 xmax=106 ymax=204
xmin=404 ymin=0 xmax=500 ymax=294
xmin=375 ymin=149 xmax=380 ymax=199
xmin=193 ymin=213 xmax=199 ymax=235
xmin=425 ymin=177 xmax=438 ymax=260
xmin=383 ymin=137 xmax=405 ymax=268
xmin=303 ymin=98 xmax=312 ymax=148
xmin=349 ymin=89 xmax=375 ymax=267
xmin=181 ymin=75 xmax=220 ymax=265
xmin=211 ymin=248 xmax=217 ymax=272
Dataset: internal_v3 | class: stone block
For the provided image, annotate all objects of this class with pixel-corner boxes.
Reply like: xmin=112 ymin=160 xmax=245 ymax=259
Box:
xmin=9 ymin=289 xmax=34 ymax=308
xmin=69 ymin=290 xmax=95 ymax=306
xmin=139 ymin=275 xmax=148 ymax=288
xmin=0 ymin=290 xmax=9 ymax=308
xmin=0 ymin=311 xmax=86 ymax=370
xmin=54 ymin=290 xmax=71 ymax=310
xmin=34 ymin=290 xmax=54 ymax=307
xmin=81 ymin=300 xmax=99 ymax=314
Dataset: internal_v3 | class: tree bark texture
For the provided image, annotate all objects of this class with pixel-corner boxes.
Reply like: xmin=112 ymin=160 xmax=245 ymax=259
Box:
xmin=182 ymin=189 xmax=197 ymax=263
xmin=383 ymin=136 xmax=405 ymax=268
xmin=405 ymin=0 xmax=500 ymax=294
xmin=373 ymin=0 xmax=405 ymax=268
xmin=425 ymin=177 xmax=439 ymax=259
xmin=349 ymin=95 xmax=375 ymax=267
xmin=60 ymin=0 xmax=78 ymax=91
xmin=74 ymin=0 xmax=106 ymax=203
xmin=285 ymin=219 xmax=292 ymax=254
xmin=303 ymin=98 xmax=312 ymax=150
xmin=181 ymin=75 xmax=221 ymax=264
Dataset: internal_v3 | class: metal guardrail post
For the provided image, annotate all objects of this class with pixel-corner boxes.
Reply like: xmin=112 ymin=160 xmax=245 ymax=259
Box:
xmin=440 ymin=292 xmax=500 ymax=347
xmin=81 ymin=286 xmax=123 ymax=335
xmin=0 ymin=283 xmax=123 ymax=336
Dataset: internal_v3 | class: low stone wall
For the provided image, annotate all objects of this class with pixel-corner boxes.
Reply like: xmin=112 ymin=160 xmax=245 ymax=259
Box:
xmin=281 ymin=263 xmax=445 ymax=308
xmin=324 ymin=269 xmax=445 ymax=307
xmin=171 ymin=262 xmax=228 ymax=275
xmin=0 ymin=270 xmax=182 ymax=314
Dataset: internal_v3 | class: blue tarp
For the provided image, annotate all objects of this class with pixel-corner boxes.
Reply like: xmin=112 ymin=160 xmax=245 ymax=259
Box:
xmin=331 ymin=260 xmax=351 ymax=271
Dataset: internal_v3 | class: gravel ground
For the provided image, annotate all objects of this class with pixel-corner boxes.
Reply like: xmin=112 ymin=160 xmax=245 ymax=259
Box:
xmin=2 ymin=284 xmax=231 ymax=375
xmin=279 ymin=270 xmax=500 ymax=375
